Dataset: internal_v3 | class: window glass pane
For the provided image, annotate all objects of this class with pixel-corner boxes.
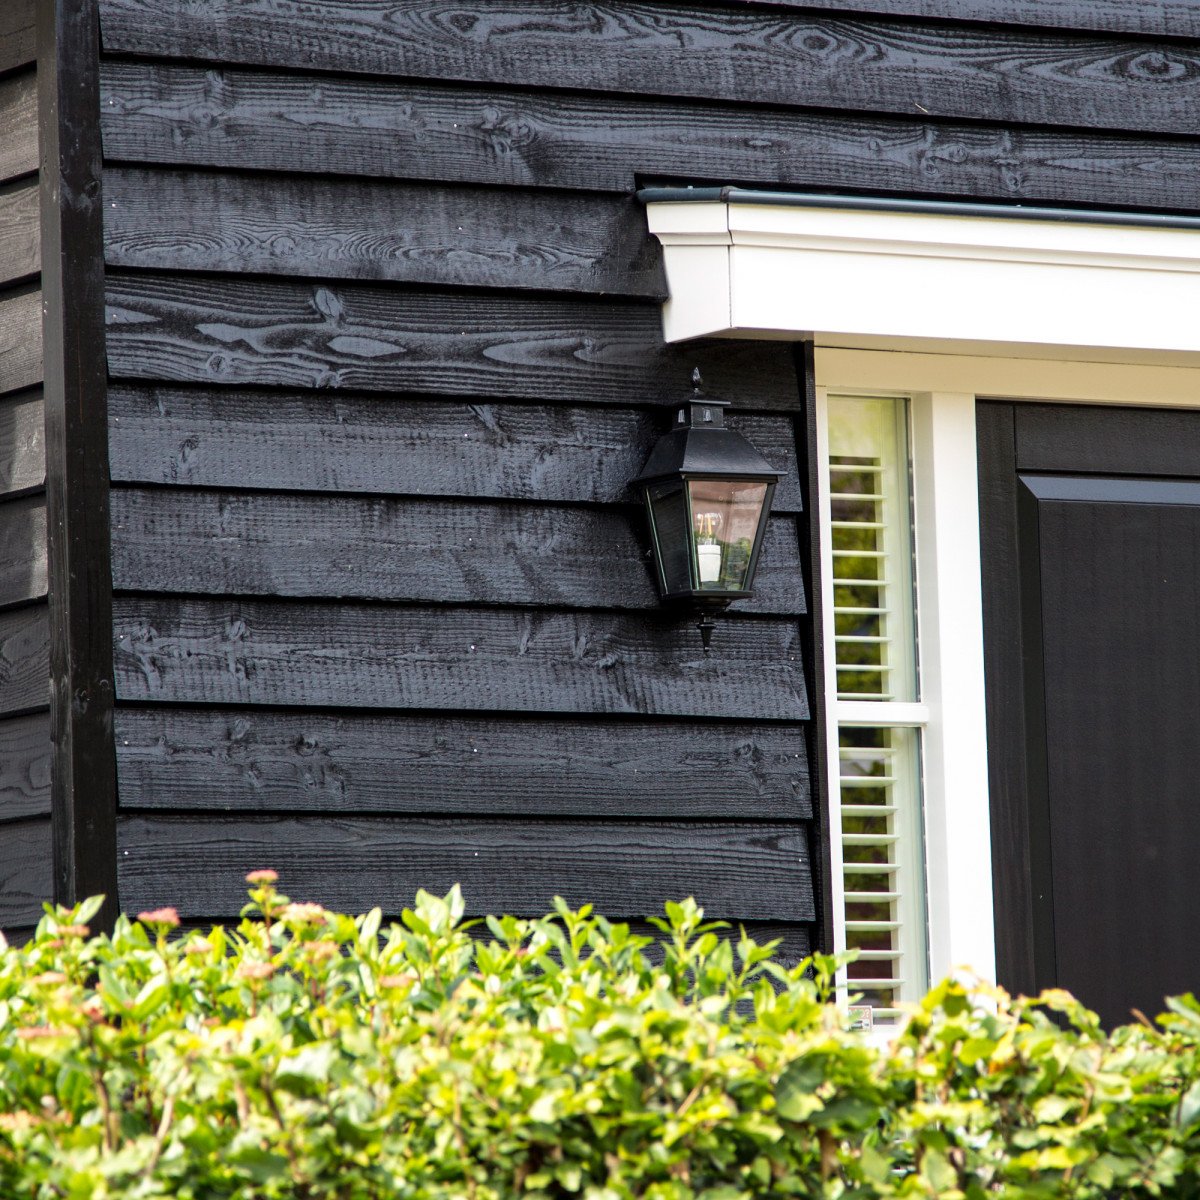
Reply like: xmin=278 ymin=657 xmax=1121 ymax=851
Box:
xmin=646 ymin=481 xmax=692 ymax=594
xmin=840 ymin=725 xmax=927 ymax=1016
xmin=687 ymin=479 xmax=769 ymax=591
xmin=827 ymin=397 xmax=917 ymax=703
xmin=826 ymin=395 xmax=927 ymax=1022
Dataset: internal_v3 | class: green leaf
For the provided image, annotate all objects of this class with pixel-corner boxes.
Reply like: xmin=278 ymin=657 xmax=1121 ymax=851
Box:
xmin=775 ymin=1056 xmax=826 ymax=1122
xmin=74 ymin=895 xmax=106 ymax=927
xmin=921 ymin=1148 xmax=959 ymax=1194
xmin=359 ymin=906 xmax=382 ymax=944
xmin=277 ymin=1041 xmax=338 ymax=1095
xmin=445 ymin=884 xmax=465 ymax=928
xmin=227 ymin=1145 xmax=291 ymax=1184
xmin=97 ymin=964 xmax=131 ymax=1006
xmin=1177 ymin=1079 xmax=1200 ymax=1131
xmin=131 ymin=976 xmax=170 ymax=1020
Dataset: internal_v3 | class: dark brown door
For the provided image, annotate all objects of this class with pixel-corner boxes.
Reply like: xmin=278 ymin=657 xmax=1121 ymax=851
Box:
xmin=979 ymin=401 xmax=1200 ymax=1027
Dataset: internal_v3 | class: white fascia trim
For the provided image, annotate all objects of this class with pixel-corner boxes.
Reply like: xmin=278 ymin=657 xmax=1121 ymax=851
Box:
xmin=645 ymin=200 xmax=1200 ymax=357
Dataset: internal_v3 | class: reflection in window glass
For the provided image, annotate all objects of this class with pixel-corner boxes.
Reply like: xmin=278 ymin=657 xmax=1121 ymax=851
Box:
xmin=839 ymin=725 xmax=926 ymax=1017
xmin=826 ymin=396 xmax=927 ymax=1020
xmin=827 ymin=397 xmax=917 ymax=702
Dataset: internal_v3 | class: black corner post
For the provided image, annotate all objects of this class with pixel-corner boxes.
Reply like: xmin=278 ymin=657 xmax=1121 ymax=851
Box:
xmin=37 ymin=0 xmax=119 ymax=931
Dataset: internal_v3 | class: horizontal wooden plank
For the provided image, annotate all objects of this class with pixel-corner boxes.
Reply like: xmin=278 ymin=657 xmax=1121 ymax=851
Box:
xmin=104 ymin=273 xmax=802 ymax=411
xmin=0 ymin=603 xmax=48 ymax=717
xmin=0 ymin=70 xmax=36 ymax=184
xmin=0 ymin=712 xmax=50 ymax=823
xmin=744 ymin=0 xmax=1200 ymax=40
xmin=107 ymin=386 xmax=804 ymax=513
xmin=104 ymin=168 xmax=665 ymax=299
xmin=109 ymin=489 xmax=805 ymax=616
xmin=112 ymin=598 xmax=808 ymax=720
xmin=0 ymin=493 xmax=46 ymax=609
xmin=0 ymin=0 xmax=36 ymax=75
xmin=116 ymin=814 xmax=815 ymax=922
xmin=100 ymin=63 xmax=1200 ymax=213
xmin=0 ymin=389 xmax=43 ymax=497
xmin=114 ymin=706 xmax=810 ymax=819
xmin=0 ymin=285 xmax=41 ymax=397
xmin=97 ymin=0 xmax=1200 ymax=139
xmin=0 ymin=818 xmax=52 ymax=932
xmin=0 ymin=178 xmax=38 ymax=287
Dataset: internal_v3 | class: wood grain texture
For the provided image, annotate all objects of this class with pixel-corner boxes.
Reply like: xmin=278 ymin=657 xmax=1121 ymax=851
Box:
xmin=0 ymin=0 xmax=36 ymax=75
xmin=114 ymin=705 xmax=810 ymax=819
xmin=0 ymin=818 xmax=51 ymax=931
xmin=0 ymin=285 xmax=41 ymax=397
xmin=116 ymin=813 xmax=815 ymax=922
xmin=0 ymin=179 xmax=38 ymax=287
xmin=112 ymin=597 xmax=808 ymax=720
xmin=0 ymin=390 xmax=43 ymax=497
xmin=1016 ymin=403 xmax=1200 ymax=476
xmin=0 ymin=712 xmax=51 ymax=823
xmin=40 ymin=0 xmax=122 ymax=925
xmin=0 ymin=604 xmax=48 ymax=717
xmin=975 ymin=402 xmax=1036 ymax=996
xmin=97 ymin=0 xmax=1200 ymax=138
xmin=0 ymin=70 xmax=37 ymax=183
xmin=0 ymin=493 xmax=46 ymax=609
xmin=104 ymin=273 xmax=801 ymax=411
xmin=743 ymin=0 xmax=1200 ymax=40
xmin=109 ymin=489 xmax=805 ymax=616
xmin=99 ymin=62 xmax=1200 ymax=212
xmin=107 ymin=386 xmax=803 ymax=514
xmin=104 ymin=168 xmax=664 ymax=298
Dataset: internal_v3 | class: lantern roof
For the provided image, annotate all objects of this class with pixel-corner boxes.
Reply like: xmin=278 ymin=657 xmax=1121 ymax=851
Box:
xmin=634 ymin=375 xmax=785 ymax=487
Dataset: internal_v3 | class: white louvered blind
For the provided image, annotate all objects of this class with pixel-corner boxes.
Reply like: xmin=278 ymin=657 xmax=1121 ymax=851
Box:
xmin=827 ymin=396 xmax=928 ymax=1020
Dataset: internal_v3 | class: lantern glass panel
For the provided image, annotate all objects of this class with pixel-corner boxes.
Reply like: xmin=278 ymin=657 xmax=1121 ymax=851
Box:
xmin=687 ymin=479 xmax=769 ymax=592
xmin=646 ymin=480 xmax=693 ymax=595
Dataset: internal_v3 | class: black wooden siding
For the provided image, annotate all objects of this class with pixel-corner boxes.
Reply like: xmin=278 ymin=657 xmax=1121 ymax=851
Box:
xmin=86 ymin=0 xmax=1200 ymax=947
xmin=94 ymin=0 xmax=816 ymax=947
xmin=0 ymin=0 xmax=52 ymax=939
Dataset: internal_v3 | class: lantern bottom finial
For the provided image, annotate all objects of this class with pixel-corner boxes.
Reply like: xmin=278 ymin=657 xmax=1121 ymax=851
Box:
xmin=696 ymin=612 xmax=717 ymax=654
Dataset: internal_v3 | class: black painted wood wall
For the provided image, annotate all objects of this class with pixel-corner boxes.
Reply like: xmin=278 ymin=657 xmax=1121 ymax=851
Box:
xmin=7 ymin=0 xmax=1196 ymax=947
xmin=94 ymin=0 xmax=819 ymax=945
xmin=0 ymin=0 xmax=52 ymax=939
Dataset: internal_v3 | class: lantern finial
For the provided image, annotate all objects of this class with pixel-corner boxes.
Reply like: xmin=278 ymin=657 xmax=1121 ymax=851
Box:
xmin=691 ymin=367 xmax=703 ymax=394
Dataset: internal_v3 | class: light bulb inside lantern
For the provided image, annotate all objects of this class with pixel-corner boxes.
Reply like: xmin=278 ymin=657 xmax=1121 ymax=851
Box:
xmin=694 ymin=511 xmax=723 ymax=584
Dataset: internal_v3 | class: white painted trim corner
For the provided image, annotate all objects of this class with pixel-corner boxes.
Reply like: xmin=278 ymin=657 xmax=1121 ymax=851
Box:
xmin=645 ymin=199 xmax=1200 ymax=359
xmin=909 ymin=393 xmax=995 ymax=986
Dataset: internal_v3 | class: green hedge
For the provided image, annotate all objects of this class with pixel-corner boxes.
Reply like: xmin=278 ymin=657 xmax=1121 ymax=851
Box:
xmin=2 ymin=876 xmax=1200 ymax=1198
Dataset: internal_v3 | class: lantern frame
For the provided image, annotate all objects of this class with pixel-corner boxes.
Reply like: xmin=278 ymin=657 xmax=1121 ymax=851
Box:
xmin=634 ymin=375 xmax=785 ymax=644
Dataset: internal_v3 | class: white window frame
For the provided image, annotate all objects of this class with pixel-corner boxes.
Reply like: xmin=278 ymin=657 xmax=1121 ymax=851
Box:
xmin=643 ymin=194 xmax=1200 ymax=994
xmin=818 ymin=386 xmax=992 ymax=991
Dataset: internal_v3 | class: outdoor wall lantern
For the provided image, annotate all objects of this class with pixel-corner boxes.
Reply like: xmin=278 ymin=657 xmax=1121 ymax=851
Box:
xmin=634 ymin=370 xmax=784 ymax=651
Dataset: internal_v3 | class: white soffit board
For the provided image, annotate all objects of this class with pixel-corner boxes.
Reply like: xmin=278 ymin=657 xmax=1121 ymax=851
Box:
xmin=644 ymin=199 xmax=1200 ymax=357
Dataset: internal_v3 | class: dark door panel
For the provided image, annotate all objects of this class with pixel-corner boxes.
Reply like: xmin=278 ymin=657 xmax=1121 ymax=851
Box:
xmin=981 ymin=403 xmax=1200 ymax=1027
xmin=1016 ymin=404 xmax=1200 ymax=477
